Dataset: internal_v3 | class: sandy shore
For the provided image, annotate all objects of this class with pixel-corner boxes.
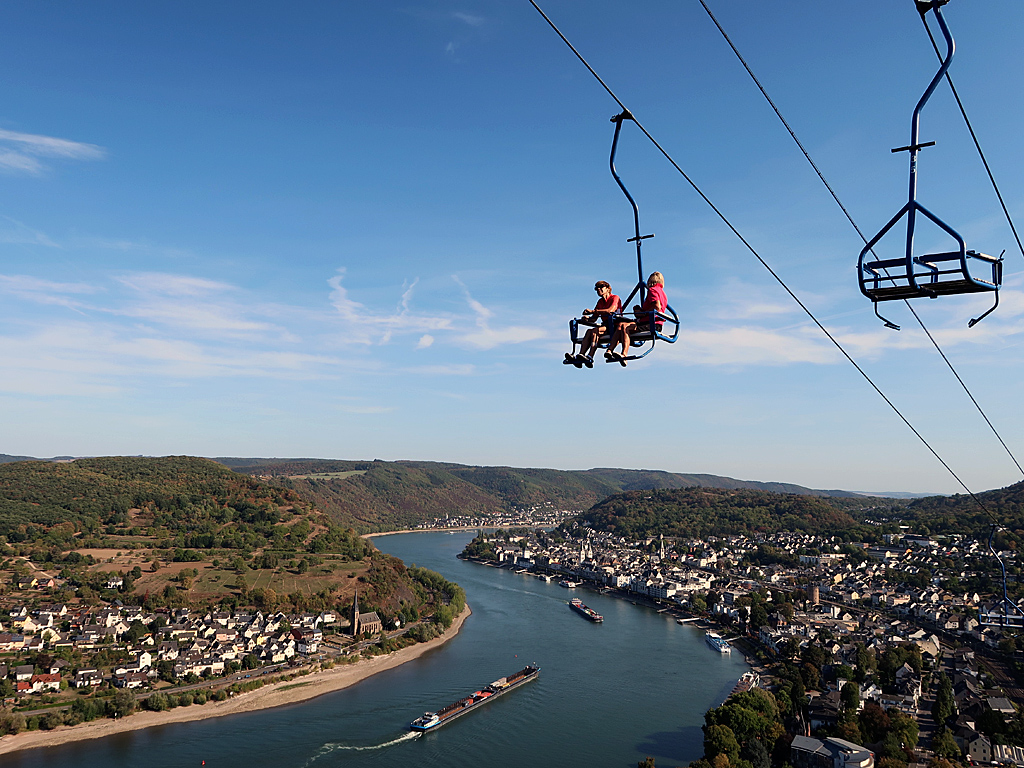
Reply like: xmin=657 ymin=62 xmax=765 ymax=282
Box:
xmin=0 ymin=604 xmax=471 ymax=755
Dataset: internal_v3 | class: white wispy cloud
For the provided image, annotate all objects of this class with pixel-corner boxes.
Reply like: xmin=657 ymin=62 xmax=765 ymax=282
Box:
xmin=110 ymin=272 xmax=287 ymax=338
xmin=328 ymin=269 xmax=454 ymax=345
xmin=0 ymin=272 xmax=99 ymax=311
xmin=327 ymin=270 xmax=548 ymax=351
xmin=451 ymin=276 xmax=547 ymax=350
xmin=0 ymin=128 xmax=105 ymax=175
xmin=0 ymin=217 xmax=60 ymax=247
xmin=338 ymin=404 xmax=396 ymax=415
xmin=672 ymin=326 xmax=840 ymax=366
xmin=662 ymin=290 xmax=1024 ymax=367
xmin=403 ymin=364 xmax=476 ymax=376
xmin=452 ymin=12 xmax=485 ymax=27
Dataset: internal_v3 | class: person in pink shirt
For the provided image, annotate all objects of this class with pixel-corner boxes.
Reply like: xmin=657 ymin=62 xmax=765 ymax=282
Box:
xmin=605 ymin=271 xmax=666 ymax=367
xmin=564 ymin=280 xmax=621 ymax=368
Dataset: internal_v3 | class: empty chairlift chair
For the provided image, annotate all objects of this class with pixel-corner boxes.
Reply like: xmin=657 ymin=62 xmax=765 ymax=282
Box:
xmin=858 ymin=0 xmax=1001 ymax=330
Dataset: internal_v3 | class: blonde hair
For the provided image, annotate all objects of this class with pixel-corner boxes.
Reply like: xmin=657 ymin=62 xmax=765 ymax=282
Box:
xmin=647 ymin=271 xmax=664 ymax=287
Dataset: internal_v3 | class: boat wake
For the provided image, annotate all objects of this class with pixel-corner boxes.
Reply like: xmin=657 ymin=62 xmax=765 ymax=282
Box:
xmin=303 ymin=731 xmax=420 ymax=764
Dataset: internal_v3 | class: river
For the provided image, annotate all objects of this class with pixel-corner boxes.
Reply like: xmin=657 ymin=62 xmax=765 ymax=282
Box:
xmin=11 ymin=531 xmax=748 ymax=768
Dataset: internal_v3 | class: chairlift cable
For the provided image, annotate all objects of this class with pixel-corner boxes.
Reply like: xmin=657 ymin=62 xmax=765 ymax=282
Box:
xmin=920 ymin=13 xmax=1024 ymax=264
xmin=527 ymin=0 xmax=996 ymax=511
xmin=916 ymin=4 xmax=1024 ymax=629
xmin=695 ymin=0 xmax=1024 ymax=479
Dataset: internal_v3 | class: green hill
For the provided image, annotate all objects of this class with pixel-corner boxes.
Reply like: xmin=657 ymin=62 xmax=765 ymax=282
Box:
xmin=898 ymin=480 xmax=1024 ymax=545
xmin=216 ymin=457 xmax=867 ymax=532
xmin=574 ymin=487 xmax=871 ymax=540
xmin=0 ymin=456 xmax=461 ymax=621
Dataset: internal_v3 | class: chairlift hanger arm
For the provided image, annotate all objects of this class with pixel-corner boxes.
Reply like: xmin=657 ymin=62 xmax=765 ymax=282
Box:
xmin=906 ymin=0 xmax=955 ymax=218
xmin=609 ymin=110 xmax=653 ymax=296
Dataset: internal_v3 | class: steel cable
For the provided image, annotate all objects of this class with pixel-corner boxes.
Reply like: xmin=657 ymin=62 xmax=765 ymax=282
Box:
xmin=695 ymin=0 xmax=1023 ymax=479
xmin=527 ymin=0 xmax=995 ymax=512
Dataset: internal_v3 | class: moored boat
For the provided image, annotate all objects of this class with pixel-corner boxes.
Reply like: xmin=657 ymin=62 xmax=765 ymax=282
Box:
xmin=568 ymin=597 xmax=604 ymax=623
xmin=559 ymin=579 xmax=578 ymax=588
xmin=410 ymin=665 xmax=539 ymax=732
xmin=705 ymin=631 xmax=731 ymax=654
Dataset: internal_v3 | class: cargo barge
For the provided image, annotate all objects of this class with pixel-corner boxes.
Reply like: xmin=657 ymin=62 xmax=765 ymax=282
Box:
xmin=409 ymin=665 xmax=539 ymax=732
xmin=568 ymin=597 xmax=604 ymax=623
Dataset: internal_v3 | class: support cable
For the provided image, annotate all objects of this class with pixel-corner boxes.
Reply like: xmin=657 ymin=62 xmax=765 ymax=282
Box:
xmin=526 ymin=0 xmax=996 ymax=512
xmin=695 ymin=0 xmax=1023 ymax=478
xmin=920 ymin=13 xmax=1024 ymax=264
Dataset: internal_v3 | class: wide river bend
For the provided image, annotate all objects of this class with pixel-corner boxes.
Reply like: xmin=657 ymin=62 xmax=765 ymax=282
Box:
xmin=12 ymin=531 xmax=747 ymax=768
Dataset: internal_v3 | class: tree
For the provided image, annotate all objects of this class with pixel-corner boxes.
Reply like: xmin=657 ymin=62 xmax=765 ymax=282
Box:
xmin=931 ymin=673 xmax=956 ymax=725
xmin=704 ymin=725 xmax=741 ymax=766
xmin=859 ymin=702 xmax=891 ymax=744
xmin=802 ymin=644 xmax=827 ymax=669
xmin=157 ymin=659 xmax=175 ymax=682
xmin=855 ymin=644 xmax=877 ymax=680
xmin=0 ymin=708 xmax=26 ymax=735
xmin=801 ymin=663 xmax=821 ymax=692
xmin=741 ymin=738 xmax=770 ymax=768
xmin=880 ymin=732 xmax=907 ymax=762
xmin=931 ymin=728 xmax=961 ymax=759
xmin=836 ymin=717 xmax=863 ymax=744
xmin=123 ymin=620 xmax=148 ymax=644
xmin=833 ymin=665 xmax=855 ymax=683
xmin=750 ymin=603 xmax=769 ymax=631
xmin=840 ymin=682 xmax=860 ymax=712
xmin=107 ymin=689 xmax=137 ymax=718
xmin=888 ymin=709 xmax=919 ymax=749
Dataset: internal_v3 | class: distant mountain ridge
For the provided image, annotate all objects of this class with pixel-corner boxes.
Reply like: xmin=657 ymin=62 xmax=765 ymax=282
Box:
xmin=0 ymin=453 xmax=76 ymax=464
xmin=211 ymin=457 xmax=916 ymax=532
xmin=214 ymin=457 xmax=867 ymax=496
xmin=0 ymin=453 xmax=937 ymax=533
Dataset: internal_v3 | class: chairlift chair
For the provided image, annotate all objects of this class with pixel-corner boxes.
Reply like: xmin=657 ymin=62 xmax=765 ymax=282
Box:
xmin=978 ymin=525 xmax=1024 ymax=629
xmin=567 ymin=110 xmax=679 ymax=361
xmin=857 ymin=0 xmax=1002 ymax=330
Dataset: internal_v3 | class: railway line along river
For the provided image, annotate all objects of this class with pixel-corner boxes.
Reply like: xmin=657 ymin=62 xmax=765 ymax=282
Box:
xmin=10 ymin=531 xmax=748 ymax=768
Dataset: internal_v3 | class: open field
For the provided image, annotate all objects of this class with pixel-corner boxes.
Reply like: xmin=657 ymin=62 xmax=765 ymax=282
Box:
xmin=69 ymin=549 xmax=371 ymax=603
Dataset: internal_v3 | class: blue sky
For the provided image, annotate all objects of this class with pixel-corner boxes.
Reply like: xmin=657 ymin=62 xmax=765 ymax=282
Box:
xmin=2 ymin=1 xmax=1023 ymax=495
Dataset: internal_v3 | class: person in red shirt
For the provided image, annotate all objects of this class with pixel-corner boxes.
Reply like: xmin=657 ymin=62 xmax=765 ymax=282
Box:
xmin=564 ymin=280 xmax=621 ymax=368
xmin=605 ymin=271 xmax=666 ymax=367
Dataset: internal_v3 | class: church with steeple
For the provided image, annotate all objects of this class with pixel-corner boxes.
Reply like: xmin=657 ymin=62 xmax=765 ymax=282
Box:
xmin=350 ymin=591 xmax=382 ymax=637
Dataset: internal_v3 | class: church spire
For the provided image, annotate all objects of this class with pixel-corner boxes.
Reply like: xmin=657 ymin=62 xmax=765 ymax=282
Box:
xmin=352 ymin=590 xmax=360 ymax=636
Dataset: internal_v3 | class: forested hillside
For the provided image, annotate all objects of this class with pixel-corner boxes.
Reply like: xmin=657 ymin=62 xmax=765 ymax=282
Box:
xmin=269 ymin=461 xmax=504 ymax=531
xmin=217 ymin=457 xmax=868 ymax=531
xmin=899 ymin=480 xmax=1024 ymax=547
xmin=573 ymin=487 xmax=880 ymax=540
xmin=0 ymin=456 xmax=452 ymax=620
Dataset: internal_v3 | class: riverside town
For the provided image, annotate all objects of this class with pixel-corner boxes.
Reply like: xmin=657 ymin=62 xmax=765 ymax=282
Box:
xmin=459 ymin=522 xmax=1024 ymax=768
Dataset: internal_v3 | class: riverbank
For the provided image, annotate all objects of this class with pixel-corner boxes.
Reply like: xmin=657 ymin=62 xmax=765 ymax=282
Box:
xmin=365 ymin=527 xmax=494 ymax=538
xmin=0 ymin=604 xmax=471 ymax=755
xmin=465 ymin=557 xmax=764 ymax=676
